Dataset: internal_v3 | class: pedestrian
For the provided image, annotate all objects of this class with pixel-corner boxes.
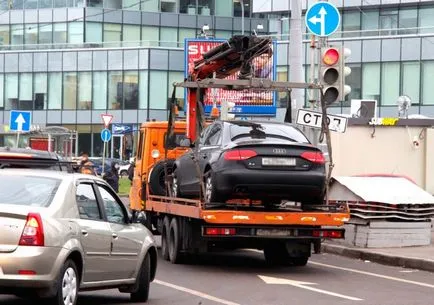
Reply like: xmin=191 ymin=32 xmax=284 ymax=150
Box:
xmin=103 ymin=162 xmax=120 ymax=193
xmin=79 ymin=152 xmax=96 ymax=175
xmin=128 ymin=158 xmax=135 ymax=184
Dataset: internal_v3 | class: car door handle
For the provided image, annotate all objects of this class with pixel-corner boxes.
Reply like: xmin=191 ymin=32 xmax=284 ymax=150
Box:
xmin=81 ymin=229 xmax=88 ymax=236
xmin=112 ymin=233 xmax=118 ymax=239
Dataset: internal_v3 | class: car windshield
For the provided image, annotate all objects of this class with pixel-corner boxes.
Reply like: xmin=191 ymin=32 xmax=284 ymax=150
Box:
xmin=0 ymin=175 xmax=61 ymax=207
xmin=229 ymin=122 xmax=310 ymax=143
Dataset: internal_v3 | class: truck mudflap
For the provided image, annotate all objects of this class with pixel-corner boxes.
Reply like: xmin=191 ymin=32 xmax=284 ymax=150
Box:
xmin=201 ymin=225 xmax=345 ymax=239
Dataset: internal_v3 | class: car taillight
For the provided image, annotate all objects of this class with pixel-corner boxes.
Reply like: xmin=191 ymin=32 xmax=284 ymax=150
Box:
xmin=19 ymin=213 xmax=44 ymax=246
xmin=301 ymin=151 xmax=325 ymax=164
xmin=224 ymin=149 xmax=257 ymax=160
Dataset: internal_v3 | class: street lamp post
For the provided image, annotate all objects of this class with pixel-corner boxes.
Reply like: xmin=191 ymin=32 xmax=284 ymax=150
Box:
xmin=240 ymin=0 xmax=245 ymax=34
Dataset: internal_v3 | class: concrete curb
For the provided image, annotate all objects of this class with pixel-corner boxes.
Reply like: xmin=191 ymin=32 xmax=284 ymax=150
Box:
xmin=321 ymin=243 xmax=434 ymax=273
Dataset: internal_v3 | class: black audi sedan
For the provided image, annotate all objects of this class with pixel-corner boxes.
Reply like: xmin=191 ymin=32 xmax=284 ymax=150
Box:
xmin=171 ymin=120 xmax=326 ymax=206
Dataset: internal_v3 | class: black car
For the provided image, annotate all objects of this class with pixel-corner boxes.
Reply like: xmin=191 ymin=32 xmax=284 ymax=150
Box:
xmin=0 ymin=147 xmax=74 ymax=172
xmin=171 ymin=120 xmax=326 ymax=206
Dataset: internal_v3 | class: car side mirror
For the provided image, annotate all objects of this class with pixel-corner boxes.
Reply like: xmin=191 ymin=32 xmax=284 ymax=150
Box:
xmin=130 ymin=210 xmax=146 ymax=224
xmin=179 ymin=138 xmax=192 ymax=148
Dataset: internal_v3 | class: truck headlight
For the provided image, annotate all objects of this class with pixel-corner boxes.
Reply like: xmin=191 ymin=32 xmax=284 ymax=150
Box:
xmin=151 ymin=149 xmax=160 ymax=159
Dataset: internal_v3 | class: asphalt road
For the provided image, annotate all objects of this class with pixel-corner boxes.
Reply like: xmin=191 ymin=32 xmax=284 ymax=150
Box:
xmin=1 ymin=249 xmax=434 ymax=305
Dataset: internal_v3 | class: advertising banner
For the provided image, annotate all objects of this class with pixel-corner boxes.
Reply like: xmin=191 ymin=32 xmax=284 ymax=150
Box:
xmin=184 ymin=38 xmax=277 ymax=116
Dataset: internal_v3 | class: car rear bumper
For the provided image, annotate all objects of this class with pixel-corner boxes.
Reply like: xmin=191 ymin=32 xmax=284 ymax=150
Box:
xmin=0 ymin=246 xmax=62 ymax=289
xmin=214 ymin=168 xmax=325 ymax=200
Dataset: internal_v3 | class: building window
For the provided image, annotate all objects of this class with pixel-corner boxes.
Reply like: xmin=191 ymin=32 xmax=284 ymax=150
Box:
xmin=108 ymin=71 xmax=123 ymax=110
xmin=123 ymin=25 xmax=140 ymax=47
xmin=5 ymin=73 xmax=18 ymax=110
xmin=419 ymin=6 xmax=434 ymax=34
xmin=19 ymin=73 xmax=33 ymax=110
xmin=78 ymin=72 xmax=92 ymax=110
xmin=140 ymin=0 xmax=158 ymax=12
xmin=399 ymin=8 xmax=417 ymax=35
xmin=362 ymin=63 xmax=380 ymax=102
xmin=342 ymin=11 xmax=361 ymax=38
xmin=149 ymin=71 xmax=167 ymax=109
xmin=53 ymin=23 xmax=67 ymax=44
xmin=421 ymin=61 xmax=434 ymax=105
xmin=63 ymin=72 xmax=78 ymax=110
xmin=401 ymin=62 xmax=420 ymax=105
xmin=123 ymin=0 xmax=140 ymax=10
xmin=379 ymin=9 xmax=398 ymax=36
xmin=161 ymin=0 xmax=177 ymax=13
xmin=11 ymin=0 xmax=24 ymax=9
xmin=0 ymin=25 xmax=10 ymax=46
xmin=48 ymin=72 xmax=62 ymax=109
xmin=142 ymin=26 xmax=159 ymax=46
xmin=234 ymin=0 xmax=251 ymax=17
xmin=11 ymin=25 xmax=24 ymax=45
xmin=68 ymin=22 xmax=84 ymax=44
xmin=104 ymin=24 xmax=122 ymax=44
xmin=180 ymin=0 xmax=213 ymax=15
xmin=93 ymin=71 xmax=107 ymax=109
xmin=25 ymin=24 xmax=38 ymax=45
xmin=0 ymin=74 xmax=4 ymax=108
xmin=54 ymin=0 xmax=66 ymax=8
xmin=39 ymin=0 xmax=53 ymax=9
xmin=362 ymin=10 xmax=379 ymax=37
xmin=85 ymin=22 xmax=102 ymax=43
xmin=344 ymin=63 xmax=361 ymax=106
xmin=168 ymin=71 xmax=184 ymax=110
xmin=277 ymin=66 xmax=288 ymax=107
xmin=39 ymin=24 xmax=53 ymax=44
xmin=160 ymin=27 xmax=178 ymax=48
xmin=215 ymin=0 xmax=232 ymax=16
xmin=381 ymin=62 xmax=400 ymax=106
xmin=123 ymin=71 xmax=138 ymax=109
xmin=139 ymin=71 xmax=148 ymax=109
xmin=178 ymin=28 xmax=196 ymax=46
xmin=34 ymin=73 xmax=47 ymax=110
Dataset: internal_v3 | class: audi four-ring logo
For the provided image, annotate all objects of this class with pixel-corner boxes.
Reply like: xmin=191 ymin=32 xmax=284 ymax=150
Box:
xmin=272 ymin=148 xmax=287 ymax=154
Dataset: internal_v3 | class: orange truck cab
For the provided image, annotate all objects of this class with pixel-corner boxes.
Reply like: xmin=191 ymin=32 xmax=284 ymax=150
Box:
xmin=129 ymin=121 xmax=189 ymax=211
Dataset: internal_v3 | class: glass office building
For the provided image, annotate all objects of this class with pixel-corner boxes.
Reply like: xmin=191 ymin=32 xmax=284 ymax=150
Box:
xmin=0 ymin=0 xmax=433 ymax=156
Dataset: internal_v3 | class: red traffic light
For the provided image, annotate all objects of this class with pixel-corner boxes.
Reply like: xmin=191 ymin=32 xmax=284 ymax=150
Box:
xmin=323 ymin=48 xmax=340 ymax=66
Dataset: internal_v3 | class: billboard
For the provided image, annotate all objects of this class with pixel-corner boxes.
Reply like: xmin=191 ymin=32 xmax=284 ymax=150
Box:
xmin=184 ymin=38 xmax=277 ymax=117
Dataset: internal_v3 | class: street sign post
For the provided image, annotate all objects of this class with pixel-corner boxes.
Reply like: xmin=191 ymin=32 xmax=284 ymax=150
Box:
xmin=305 ymin=1 xmax=340 ymax=37
xmin=101 ymin=127 xmax=112 ymax=175
xmin=10 ymin=110 xmax=32 ymax=148
xmin=296 ymin=109 xmax=348 ymax=133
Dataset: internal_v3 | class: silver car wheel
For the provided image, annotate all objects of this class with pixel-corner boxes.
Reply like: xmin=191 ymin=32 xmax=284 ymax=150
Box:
xmin=62 ymin=267 xmax=77 ymax=305
xmin=172 ymin=175 xmax=178 ymax=197
xmin=205 ymin=176 xmax=213 ymax=203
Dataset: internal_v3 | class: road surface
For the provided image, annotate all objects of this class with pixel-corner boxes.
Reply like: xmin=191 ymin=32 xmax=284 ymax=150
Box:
xmin=1 ymin=249 xmax=434 ymax=305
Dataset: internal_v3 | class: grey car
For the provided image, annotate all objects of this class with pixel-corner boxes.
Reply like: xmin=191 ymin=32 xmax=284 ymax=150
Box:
xmin=0 ymin=169 xmax=157 ymax=305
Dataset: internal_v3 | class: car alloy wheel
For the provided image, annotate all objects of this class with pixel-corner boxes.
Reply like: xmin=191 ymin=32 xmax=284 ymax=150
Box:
xmin=62 ymin=267 xmax=77 ymax=305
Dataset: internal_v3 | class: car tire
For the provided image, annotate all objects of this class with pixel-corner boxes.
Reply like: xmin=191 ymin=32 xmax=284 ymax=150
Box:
xmin=171 ymin=169 xmax=181 ymax=198
xmin=47 ymin=259 xmax=79 ymax=305
xmin=149 ymin=159 xmax=175 ymax=196
xmin=263 ymin=243 xmax=290 ymax=266
xmin=161 ymin=216 xmax=170 ymax=261
xmin=203 ymin=170 xmax=222 ymax=204
xmin=168 ymin=217 xmax=182 ymax=264
xmin=130 ymin=253 xmax=151 ymax=303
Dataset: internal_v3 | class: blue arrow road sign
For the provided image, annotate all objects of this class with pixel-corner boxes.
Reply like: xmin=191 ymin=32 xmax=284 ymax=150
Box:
xmin=101 ymin=128 xmax=112 ymax=142
xmin=10 ymin=110 xmax=31 ymax=132
xmin=305 ymin=1 xmax=340 ymax=37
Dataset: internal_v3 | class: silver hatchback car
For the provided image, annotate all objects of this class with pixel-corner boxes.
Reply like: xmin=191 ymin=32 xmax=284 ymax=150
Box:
xmin=0 ymin=169 xmax=157 ymax=305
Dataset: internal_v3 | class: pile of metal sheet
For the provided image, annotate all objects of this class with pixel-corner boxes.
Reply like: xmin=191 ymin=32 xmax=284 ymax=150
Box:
xmin=328 ymin=176 xmax=434 ymax=221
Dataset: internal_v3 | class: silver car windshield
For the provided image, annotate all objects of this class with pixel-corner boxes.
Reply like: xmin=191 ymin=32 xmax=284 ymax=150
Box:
xmin=0 ymin=175 xmax=61 ymax=207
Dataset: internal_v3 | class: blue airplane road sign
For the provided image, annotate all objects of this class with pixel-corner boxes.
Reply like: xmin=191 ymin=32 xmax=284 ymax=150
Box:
xmin=9 ymin=110 xmax=31 ymax=132
xmin=305 ymin=1 xmax=340 ymax=37
xmin=101 ymin=128 xmax=112 ymax=142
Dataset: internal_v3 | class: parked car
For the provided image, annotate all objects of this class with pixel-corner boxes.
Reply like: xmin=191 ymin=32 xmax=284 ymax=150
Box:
xmin=0 ymin=147 xmax=75 ymax=172
xmin=0 ymin=169 xmax=157 ymax=305
xmin=90 ymin=158 xmax=130 ymax=176
xmin=171 ymin=120 xmax=326 ymax=205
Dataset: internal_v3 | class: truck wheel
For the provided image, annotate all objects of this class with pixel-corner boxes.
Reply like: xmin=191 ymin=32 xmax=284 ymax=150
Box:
xmin=130 ymin=253 xmax=151 ymax=302
xmin=149 ymin=160 xmax=175 ymax=196
xmin=161 ymin=216 xmax=170 ymax=261
xmin=168 ymin=217 xmax=182 ymax=264
xmin=263 ymin=243 xmax=290 ymax=266
xmin=289 ymin=256 xmax=309 ymax=267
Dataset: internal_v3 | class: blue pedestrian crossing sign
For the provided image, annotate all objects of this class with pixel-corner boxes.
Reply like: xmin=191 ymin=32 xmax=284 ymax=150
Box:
xmin=305 ymin=1 xmax=340 ymax=37
xmin=9 ymin=110 xmax=31 ymax=132
xmin=101 ymin=128 xmax=112 ymax=142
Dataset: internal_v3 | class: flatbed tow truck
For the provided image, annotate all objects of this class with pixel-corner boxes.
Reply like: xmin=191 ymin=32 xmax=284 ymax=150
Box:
xmin=129 ymin=35 xmax=350 ymax=266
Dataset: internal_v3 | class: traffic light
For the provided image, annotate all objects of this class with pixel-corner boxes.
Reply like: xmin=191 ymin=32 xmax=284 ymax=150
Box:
xmin=220 ymin=100 xmax=236 ymax=120
xmin=319 ymin=46 xmax=351 ymax=105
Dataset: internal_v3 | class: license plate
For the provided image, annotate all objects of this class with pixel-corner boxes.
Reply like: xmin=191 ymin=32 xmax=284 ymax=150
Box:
xmin=256 ymin=229 xmax=294 ymax=236
xmin=262 ymin=157 xmax=296 ymax=166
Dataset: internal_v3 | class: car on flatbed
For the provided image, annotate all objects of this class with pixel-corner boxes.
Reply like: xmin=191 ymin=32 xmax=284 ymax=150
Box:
xmin=0 ymin=169 xmax=157 ymax=305
xmin=171 ymin=120 xmax=326 ymax=205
